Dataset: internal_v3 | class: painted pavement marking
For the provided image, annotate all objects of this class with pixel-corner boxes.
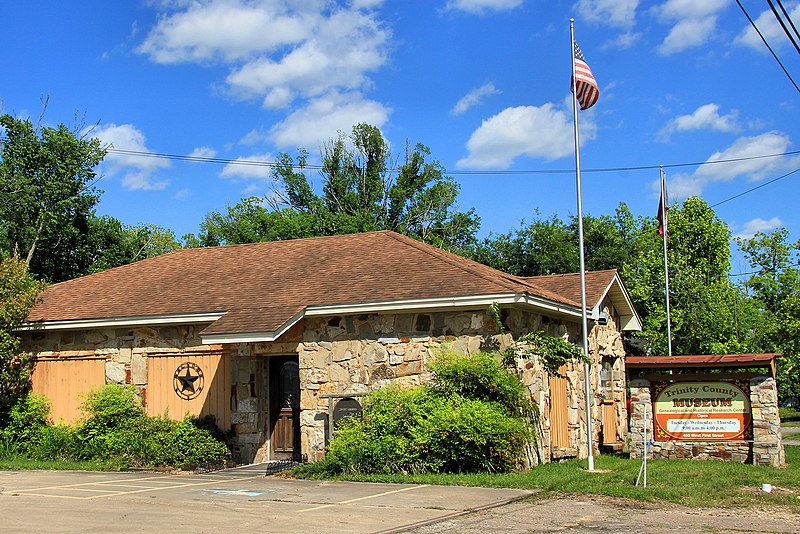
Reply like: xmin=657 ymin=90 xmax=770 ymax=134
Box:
xmin=297 ymin=484 xmax=429 ymax=512
xmin=11 ymin=473 xmax=264 ymax=500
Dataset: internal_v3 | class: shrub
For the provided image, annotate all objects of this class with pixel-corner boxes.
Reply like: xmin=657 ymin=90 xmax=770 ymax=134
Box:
xmin=28 ymin=423 xmax=85 ymax=461
xmin=155 ymin=416 xmax=231 ymax=470
xmin=429 ymin=351 xmax=530 ymax=415
xmin=315 ymin=353 xmax=531 ymax=476
xmin=78 ymin=384 xmax=144 ymax=442
xmin=2 ymin=392 xmax=51 ymax=451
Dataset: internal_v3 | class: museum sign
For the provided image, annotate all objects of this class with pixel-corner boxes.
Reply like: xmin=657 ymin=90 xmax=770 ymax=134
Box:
xmin=653 ymin=381 xmax=752 ymax=441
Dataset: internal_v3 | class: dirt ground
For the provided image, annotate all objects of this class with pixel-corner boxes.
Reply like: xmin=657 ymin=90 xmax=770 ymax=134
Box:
xmin=406 ymin=494 xmax=800 ymax=533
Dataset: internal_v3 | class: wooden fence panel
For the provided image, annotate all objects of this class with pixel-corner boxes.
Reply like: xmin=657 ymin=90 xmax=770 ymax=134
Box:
xmin=146 ymin=352 xmax=231 ymax=429
xmin=549 ymin=374 xmax=570 ymax=449
xmin=31 ymin=358 xmax=106 ymax=424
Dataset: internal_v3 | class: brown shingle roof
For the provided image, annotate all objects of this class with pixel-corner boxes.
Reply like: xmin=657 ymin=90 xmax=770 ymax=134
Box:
xmin=522 ymin=270 xmax=618 ymax=308
xmin=27 ymin=231 xmax=581 ymax=336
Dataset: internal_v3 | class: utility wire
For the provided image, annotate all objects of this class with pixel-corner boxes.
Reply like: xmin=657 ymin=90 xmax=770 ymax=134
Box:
xmin=710 ymin=167 xmax=800 ymax=207
xmin=767 ymin=0 xmax=800 ymax=56
xmin=735 ymin=0 xmax=800 ymax=94
xmin=107 ymin=147 xmax=800 ymax=176
xmin=776 ymin=0 xmax=800 ymax=44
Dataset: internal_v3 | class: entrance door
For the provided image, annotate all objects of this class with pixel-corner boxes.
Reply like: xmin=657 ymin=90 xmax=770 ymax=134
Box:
xmin=269 ymin=356 xmax=300 ymax=459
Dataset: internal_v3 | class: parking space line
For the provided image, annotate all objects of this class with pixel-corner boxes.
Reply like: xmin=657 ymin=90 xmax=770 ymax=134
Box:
xmin=83 ymin=475 xmax=263 ymax=499
xmin=12 ymin=473 xmax=264 ymax=500
xmin=9 ymin=492 xmax=88 ymax=500
xmin=297 ymin=484 xmax=429 ymax=512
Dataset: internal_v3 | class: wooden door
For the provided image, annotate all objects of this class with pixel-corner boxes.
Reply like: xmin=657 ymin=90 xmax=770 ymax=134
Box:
xmin=549 ymin=372 xmax=570 ymax=450
xmin=270 ymin=356 xmax=300 ymax=459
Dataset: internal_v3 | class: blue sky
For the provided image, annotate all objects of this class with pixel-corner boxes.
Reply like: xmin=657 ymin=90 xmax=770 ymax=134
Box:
xmin=3 ymin=0 xmax=800 ymax=273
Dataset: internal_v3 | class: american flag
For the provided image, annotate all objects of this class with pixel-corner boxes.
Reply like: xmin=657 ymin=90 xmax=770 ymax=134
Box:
xmin=573 ymin=42 xmax=599 ymax=110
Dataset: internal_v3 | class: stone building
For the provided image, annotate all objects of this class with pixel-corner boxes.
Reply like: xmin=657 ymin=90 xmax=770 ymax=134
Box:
xmin=18 ymin=231 xmax=640 ymax=465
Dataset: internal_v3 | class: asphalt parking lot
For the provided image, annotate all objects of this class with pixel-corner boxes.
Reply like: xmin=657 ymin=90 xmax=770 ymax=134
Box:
xmin=0 ymin=465 xmax=530 ymax=533
xmin=2 ymin=464 xmax=799 ymax=533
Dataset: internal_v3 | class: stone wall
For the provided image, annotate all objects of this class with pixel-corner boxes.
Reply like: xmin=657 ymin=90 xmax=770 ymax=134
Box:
xmin=237 ymin=307 xmax=627 ymax=464
xmin=22 ymin=304 xmax=630 ymax=465
xmin=629 ymin=376 xmax=785 ymax=467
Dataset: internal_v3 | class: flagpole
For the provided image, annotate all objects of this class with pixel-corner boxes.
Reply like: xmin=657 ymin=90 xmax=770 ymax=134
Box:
xmin=570 ymin=18 xmax=595 ymax=472
xmin=660 ymin=166 xmax=673 ymax=357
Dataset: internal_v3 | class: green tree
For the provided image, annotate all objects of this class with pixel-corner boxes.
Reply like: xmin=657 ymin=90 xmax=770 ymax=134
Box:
xmin=624 ymin=197 xmax=745 ymax=356
xmin=197 ymin=124 xmax=480 ymax=251
xmin=85 ymin=221 xmax=181 ymax=273
xmin=0 ymin=114 xmax=106 ymax=282
xmin=737 ymin=228 xmax=800 ymax=398
xmin=471 ymin=203 xmax=645 ymax=276
xmin=0 ymin=255 xmax=45 ymax=424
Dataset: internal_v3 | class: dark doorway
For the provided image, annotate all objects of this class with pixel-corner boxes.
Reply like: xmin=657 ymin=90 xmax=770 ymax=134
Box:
xmin=269 ymin=355 xmax=300 ymax=459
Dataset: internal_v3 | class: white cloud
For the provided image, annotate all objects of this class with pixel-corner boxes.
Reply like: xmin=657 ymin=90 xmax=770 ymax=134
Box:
xmin=696 ymin=132 xmax=794 ymax=182
xmin=188 ymin=146 xmax=217 ymax=159
xmin=452 ymin=83 xmax=501 ymax=115
xmin=735 ymin=4 xmax=800 ymax=51
xmin=659 ymin=103 xmax=740 ymax=139
xmin=268 ymin=92 xmax=390 ymax=149
xmin=445 ymin=0 xmax=523 ymax=14
xmin=735 ymin=217 xmax=783 ymax=240
xmin=654 ymin=0 xmax=729 ymax=55
xmin=220 ymin=153 xmax=274 ymax=181
xmin=89 ymin=123 xmax=169 ymax=190
xmin=138 ymin=1 xmax=316 ymax=63
xmin=139 ymin=1 xmax=390 ymax=110
xmin=456 ymin=100 xmax=597 ymax=169
xmin=664 ymin=131 xmax=798 ymax=199
xmin=604 ymin=31 xmax=642 ymax=50
xmin=575 ymin=0 xmax=639 ymax=28
xmin=175 ymin=188 xmax=192 ymax=201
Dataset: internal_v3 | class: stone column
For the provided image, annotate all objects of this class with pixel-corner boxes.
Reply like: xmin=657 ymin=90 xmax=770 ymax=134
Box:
xmin=628 ymin=378 xmax=652 ymax=460
xmin=750 ymin=376 xmax=786 ymax=467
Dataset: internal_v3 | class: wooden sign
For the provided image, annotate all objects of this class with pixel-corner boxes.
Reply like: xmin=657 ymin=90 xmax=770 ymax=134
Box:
xmin=653 ymin=381 xmax=751 ymax=441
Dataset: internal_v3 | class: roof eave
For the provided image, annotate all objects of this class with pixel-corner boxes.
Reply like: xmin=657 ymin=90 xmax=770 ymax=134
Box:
xmin=16 ymin=311 xmax=228 ymax=333
xmin=200 ymin=293 xmax=585 ymax=344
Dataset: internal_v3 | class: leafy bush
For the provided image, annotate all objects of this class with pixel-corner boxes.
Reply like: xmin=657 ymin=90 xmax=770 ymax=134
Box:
xmin=78 ymin=384 xmax=144 ymax=442
xmin=2 ymin=393 xmax=51 ymax=451
xmin=308 ymin=352 xmax=531 ymax=476
xmin=0 ymin=384 xmax=230 ymax=470
xmin=28 ymin=424 xmax=85 ymax=461
xmin=102 ymin=414 xmax=230 ymax=470
xmin=429 ymin=351 xmax=530 ymax=415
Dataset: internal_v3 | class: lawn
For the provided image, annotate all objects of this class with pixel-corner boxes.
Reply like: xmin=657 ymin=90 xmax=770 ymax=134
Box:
xmin=293 ymin=445 xmax=800 ymax=510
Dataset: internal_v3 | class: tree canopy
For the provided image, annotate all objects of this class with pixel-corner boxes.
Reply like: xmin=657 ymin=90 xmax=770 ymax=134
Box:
xmin=737 ymin=228 xmax=800 ymax=398
xmin=196 ymin=124 xmax=480 ymax=252
xmin=0 ymin=114 xmax=105 ymax=281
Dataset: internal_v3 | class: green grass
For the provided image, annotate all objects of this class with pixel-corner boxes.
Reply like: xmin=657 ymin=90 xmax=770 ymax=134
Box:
xmin=781 ymin=407 xmax=800 ymax=421
xmin=293 ymin=445 xmax=800 ymax=510
xmin=0 ymin=456 xmax=125 ymax=471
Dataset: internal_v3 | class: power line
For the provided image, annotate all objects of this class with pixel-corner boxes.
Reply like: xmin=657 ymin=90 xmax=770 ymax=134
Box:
xmin=768 ymin=0 xmax=800 ymax=56
xmin=107 ymin=146 xmax=800 ymax=176
xmin=710 ymin=167 xmax=800 ymax=207
xmin=735 ymin=0 xmax=800 ymax=94
xmin=776 ymin=0 xmax=800 ymax=46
